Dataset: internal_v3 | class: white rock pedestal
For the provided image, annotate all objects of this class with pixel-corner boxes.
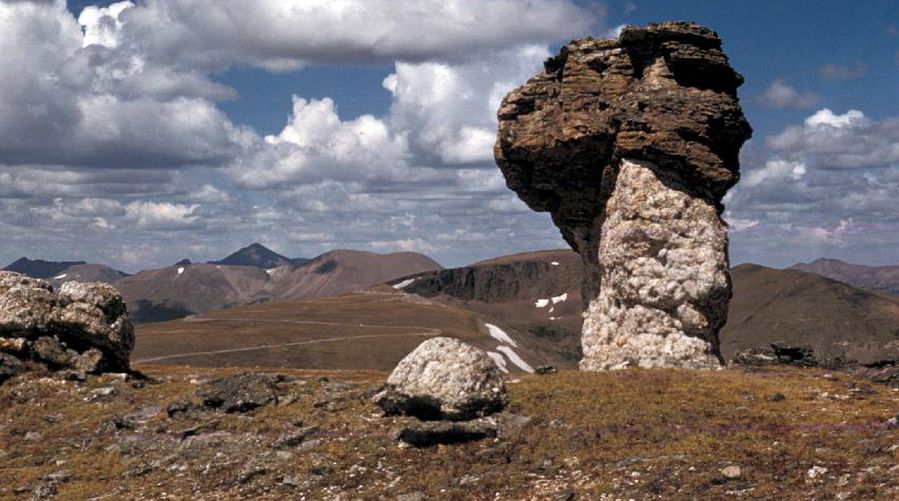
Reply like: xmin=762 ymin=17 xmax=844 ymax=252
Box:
xmin=580 ymin=159 xmax=728 ymax=370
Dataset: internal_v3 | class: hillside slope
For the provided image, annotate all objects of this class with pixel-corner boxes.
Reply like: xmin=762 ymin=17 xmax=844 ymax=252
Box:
xmin=791 ymin=258 xmax=899 ymax=295
xmin=116 ymin=264 xmax=271 ymax=323
xmin=398 ymin=249 xmax=583 ymax=363
xmin=394 ymin=251 xmax=899 ymax=366
xmin=46 ymin=263 xmax=129 ymax=288
xmin=133 ymin=285 xmax=565 ymax=371
xmin=3 ymin=257 xmax=87 ymax=278
xmin=269 ymin=250 xmax=443 ymax=300
xmin=721 ymin=263 xmax=899 ymax=364
xmin=120 ymin=250 xmax=442 ymax=323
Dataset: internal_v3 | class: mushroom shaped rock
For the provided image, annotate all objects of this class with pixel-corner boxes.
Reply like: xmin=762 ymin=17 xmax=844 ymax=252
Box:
xmin=495 ymin=22 xmax=752 ymax=370
xmin=375 ymin=337 xmax=508 ymax=421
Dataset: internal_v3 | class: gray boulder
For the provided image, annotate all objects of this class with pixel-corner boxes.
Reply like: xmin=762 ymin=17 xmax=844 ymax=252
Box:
xmin=0 ymin=271 xmax=134 ymax=378
xmin=198 ymin=373 xmax=282 ymax=413
xmin=0 ymin=352 xmax=24 ymax=384
xmin=374 ymin=337 xmax=507 ymax=421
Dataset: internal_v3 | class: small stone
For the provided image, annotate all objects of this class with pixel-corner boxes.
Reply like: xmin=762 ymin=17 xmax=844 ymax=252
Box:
xmin=553 ymin=487 xmax=576 ymax=501
xmin=0 ymin=353 xmax=24 ymax=384
xmin=166 ymin=400 xmax=198 ymax=419
xmin=237 ymin=466 xmax=267 ymax=484
xmin=807 ymin=465 xmax=828 ymax=479
xmin=535 ymin=365 xmax=557 ymax=375
xmin=721 ymin=465 xmax=742 ymax=479
xmin=43 ymin=471 xmax=72 ymax=483
xmin=273 ymin=426 xmax=318 ymax=449
xmin=86 ymin=386 xmax=118 ymax=402
xmin=767 ymin=392 xmax=786 ymax=402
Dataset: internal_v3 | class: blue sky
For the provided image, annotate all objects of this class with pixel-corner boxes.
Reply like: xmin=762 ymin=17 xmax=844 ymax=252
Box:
xmin=0 ymin=0 xmax=897 ymax=271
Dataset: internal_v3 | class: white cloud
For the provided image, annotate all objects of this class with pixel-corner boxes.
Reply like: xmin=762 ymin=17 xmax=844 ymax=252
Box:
xmin=78 ymin=1 xmax=134 ymax=49
xmin=766 ymin=109 xmax=899 ymax=170
xmin=124 ymin=201 xmax=201 ymax=230
xmin=0 ymin=1 xmax=245 ymax=169
xmin=742 ymin=159 xmax=807 ymax=187
xmin=0 ymin=0 xmax=581 ymax=269
xmin=603 ymin=24 xmax=628 ymax=38
xmin=120 ymin=0 xmax=596 ymax=69
xmin=384 ymin=45 xmax=550 ymax=165
xmin=723 ymin=212 xmax=760 ymax=232
xmin=803 ymin=108 xmax=867 ymax=128
xmin=189 ymin=184 xmax=232 ymax=203
xmin=370 ymin=238 xmax=438 ymax=254
xmin=799 ymin=219 xmax=852 ymax=245
xmin=229 ymin=97 xmax=410 ymax=188
xmin=757 ymin=79 xmax=819 ymax=109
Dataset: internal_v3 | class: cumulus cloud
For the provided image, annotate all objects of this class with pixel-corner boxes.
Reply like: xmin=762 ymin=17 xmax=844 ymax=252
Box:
xmin=767 ymin=109 xmax=899 ymax=169
xmin=0 ymin=0 xmax=616 ymax=270
xmin=726 ymin=109 xmax=899 ymax=267
xmin=742 ymin=159 xmax=807 ymax=187
xmin=78 ymin=1 xmax=133 ymax=48
xmin=383 ymin=45 xmax=550 ymax=165
xmin=124 ymin=201 xmax=202 ymax=230
xmin=0 ymin=1 xmax=246 ymax=169
xmin=120 ymin=0 xmax=596 ymax=69
xmin=228 ymin=97 xmax=411 ymax=189
xmin=757 ymin=79 xmax=819 ymax=109
xmin=228 ymin=44 xmax=550 ymax=196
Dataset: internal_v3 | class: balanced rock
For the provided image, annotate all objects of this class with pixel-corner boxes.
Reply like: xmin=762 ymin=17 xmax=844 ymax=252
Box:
xmin=0 ymin=271 xmax=134 ymax=377
xmin=374 ymin=337 xmax=507 ymax=421
xmin=495 ymin=22 xmax=752 ymax=370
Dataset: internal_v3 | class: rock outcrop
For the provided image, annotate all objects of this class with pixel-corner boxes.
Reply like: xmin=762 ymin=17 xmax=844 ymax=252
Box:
xmin=374 ymin=337 xmax=507 ymax=421
xmin=495 ymin=22 xmax=752 ymax=369
xmin=0 ymin=271 xmax=134 ymax=378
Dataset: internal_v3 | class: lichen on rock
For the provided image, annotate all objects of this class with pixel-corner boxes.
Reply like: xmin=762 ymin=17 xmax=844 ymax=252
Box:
xmin=0 ymin=271 xmax=134 ymax=378
xmin=374 ymin=336 xmax=508 ymax=421
xmin=495 ymin=22 xmax=752 ymax=369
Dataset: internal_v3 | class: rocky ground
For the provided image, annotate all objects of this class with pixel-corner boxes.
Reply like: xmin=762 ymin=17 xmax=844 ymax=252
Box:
xmin=3 ymin=365 xmax=899 ymax=500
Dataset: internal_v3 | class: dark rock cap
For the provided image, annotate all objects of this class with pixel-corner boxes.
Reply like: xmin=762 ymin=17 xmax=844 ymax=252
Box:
xmin=495 ymin=21 xmax=752 ymax=255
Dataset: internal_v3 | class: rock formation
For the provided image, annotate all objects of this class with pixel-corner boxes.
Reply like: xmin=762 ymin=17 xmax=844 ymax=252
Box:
xmin=0 ymin=271 xmax=134 ymax=379
xmin=374 ymin=337 xmax=507 ymax=421
xmin=495 ymin=22 xmax=752 ymax=369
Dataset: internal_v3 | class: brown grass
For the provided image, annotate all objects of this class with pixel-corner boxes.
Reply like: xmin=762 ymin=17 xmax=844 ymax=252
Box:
xmin=3 ymin=365 xmax=899 ymax=499
xmin=133 ymin=288 xmax=569 ymax=371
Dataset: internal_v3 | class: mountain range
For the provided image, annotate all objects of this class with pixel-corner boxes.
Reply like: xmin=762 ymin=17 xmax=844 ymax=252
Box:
xmin=5 ymin=248 xmax=899 ymax=367
xmin=790 ymin=258 xmax=899 ymax=295
xmin=2 ymin=244 xmax=442 ymax=323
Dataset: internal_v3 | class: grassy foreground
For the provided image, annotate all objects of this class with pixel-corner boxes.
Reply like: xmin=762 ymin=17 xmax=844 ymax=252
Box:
xmin=2 ymin=365 xmax=899 ymax=500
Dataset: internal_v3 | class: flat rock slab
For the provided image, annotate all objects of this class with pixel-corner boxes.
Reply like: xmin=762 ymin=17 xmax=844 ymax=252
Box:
xmin=198 ymin=373 xmax=283 ymax=413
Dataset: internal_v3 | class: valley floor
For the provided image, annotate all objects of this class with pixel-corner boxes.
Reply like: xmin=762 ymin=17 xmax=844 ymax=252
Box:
xmin=2 ymin=366 xmax=899 ymax=500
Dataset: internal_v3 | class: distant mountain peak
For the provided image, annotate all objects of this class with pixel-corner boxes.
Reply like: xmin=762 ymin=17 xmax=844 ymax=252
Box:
xmin=210 ymin=243 xmax=304 ymax=269
xmin=3 ymin=257 xmax=87 ymax=279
